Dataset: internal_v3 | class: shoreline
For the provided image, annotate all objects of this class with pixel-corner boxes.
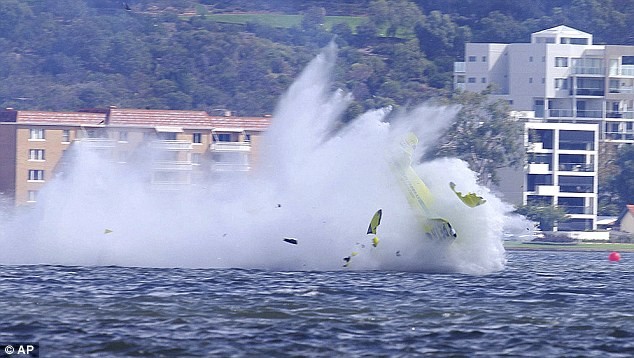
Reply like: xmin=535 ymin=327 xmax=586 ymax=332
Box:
xmin=504 ymin=241 xmax=634 ymax=253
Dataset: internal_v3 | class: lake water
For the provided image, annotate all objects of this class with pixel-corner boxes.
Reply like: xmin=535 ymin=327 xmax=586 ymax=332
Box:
xmin=0 ymin=250 xmax=632 ymax=357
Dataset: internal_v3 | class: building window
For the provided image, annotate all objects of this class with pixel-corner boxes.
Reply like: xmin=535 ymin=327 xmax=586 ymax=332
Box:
xmin=119 ymin=131 xmax=128 ymax=142
xmin=192 ymin=153 xmax=201 ymax=165
xmin=28 ymin=169 xmax=44 ymax=181
xmin=529 ymin=77 xmax=533 ymax=84
xmin=29 ymin=128 xmax=45 ymax=140
xmin=245 ymin=133 xmax=251 ymax=142
xmin=456 ymin=75 xmax=465 ymax=83
xmin=555 ymin=57 xmax=568 ymax=67
xmin=216 ymin=133 xmax=232 ymax=142
xmin=62 ymin=129 xmax=70 ymax=143
xmin=27 ymin=190 xmax=38 ymax=203
xmin=118 ymin=151 xmax=128 ymax=163
xmin=541 ymin=78 xmax=545 ymax=84
xmin=555 ymin=78 xmax=568 ymax=89
xmin=193 ymin=133 xmax=202 ymax=144
xmin=542 ymin=56 xmax=546 ymax=62
xmin=482 ymin=56 xmax=487 ymax=62
xmin=468 ymin=56 xmax=476 ymax=62
xmin=28 ymin=149 xmax=45 ymax=161
xmin=529 ymin=56 xmax=533 ymax=62
xmin=481 ymin=77 xmax=487 ymax=83
xmin=468 ymin=77 xmax=476 ymax=83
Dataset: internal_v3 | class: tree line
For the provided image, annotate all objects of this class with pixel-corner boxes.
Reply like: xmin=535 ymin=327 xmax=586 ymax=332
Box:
xmin=1 ymin=0 xmax=633 ymax=207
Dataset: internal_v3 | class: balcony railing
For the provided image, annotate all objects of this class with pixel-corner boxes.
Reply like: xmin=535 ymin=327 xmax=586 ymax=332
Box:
xmin=549 ymin=109 xmax=574 ymax=118
xmin=536 ymin=185 xmax=559 ymax=196
xmin=559 ymin=142 xmax=594 ymax=151
xmin=527 ymin=163 xmax=551 ymax=174
xmin=75 ymin=138 xmax=117 ymax=149
xmin=150 ymin=140 xmax=192 ymax=151
xmin=604 ymin=132 xmax=634 ymax=141
xmin=560 ymin=205 xmax=594 ymax=215
xmin=558 ymin=163 xmax=594 ymax=172
xmin=211 ymin=163 xmax=250 ymax=172
xmin=572 ymin=66 xmax=603 ymax=75
xmin=152 ymin=161 xmax=193 ymax=171
xmin=210 ymin=141 xmax=251 ymax=152
xmin=571 ymin=88 xmax=604 ymax=96
xmin=608 ymin=86 xmax=634 ymax=94
xmin=576 ymin=110 xmax=603 ymax=118
xmin=559 ymin=185 xmax=594 ymax=193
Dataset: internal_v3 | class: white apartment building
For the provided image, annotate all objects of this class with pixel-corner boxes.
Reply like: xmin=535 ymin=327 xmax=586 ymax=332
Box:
xmin=453 ymin=25 xmax=634 ymax=232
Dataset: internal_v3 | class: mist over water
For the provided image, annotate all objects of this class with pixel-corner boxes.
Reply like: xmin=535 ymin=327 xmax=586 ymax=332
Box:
xmin=1 ymin=44 xmax=511 ymax=274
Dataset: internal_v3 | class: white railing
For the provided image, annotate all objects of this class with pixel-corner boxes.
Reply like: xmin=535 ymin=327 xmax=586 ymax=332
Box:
xmin=210 ymin=142 xmax=251 ymax=152
xmin=150 ymin=140 xmax=192 ymax=151
xmin=152 ymin=161 xmax=193 ymax=171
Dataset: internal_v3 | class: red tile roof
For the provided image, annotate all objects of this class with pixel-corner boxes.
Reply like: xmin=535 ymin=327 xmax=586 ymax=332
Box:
xmin=107 ymin=109 xmax=212 ymax=128
xmin=12 ymin=111 xmax=106 ymax=125
xmin=210 ymin=116 xmax=272 ymax=131
xmin=628 ymin=205 xmax=634 ymax=215
xmin=0 ymin=109 xmax=272 ymax=132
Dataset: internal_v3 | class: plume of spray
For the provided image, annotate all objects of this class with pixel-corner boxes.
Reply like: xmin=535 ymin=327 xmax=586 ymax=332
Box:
xmin=0 ymin=43 xmax=510 ymax=274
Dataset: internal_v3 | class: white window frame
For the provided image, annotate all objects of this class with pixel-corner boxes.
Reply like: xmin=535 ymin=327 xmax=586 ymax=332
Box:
xmin=27 ymin=190 xmax=38 ymax=203
xmin=555 ymin=57 xmax=569 ymax=67
xmin=29 ymin=128 xmax=45 ymax=141
xmin=28 ymin=169 xmax=44 ymax=181
xmin=28 ymin=149 xmax=45 ymax=161
xmin=62 ymin=129 xmax=70 ymax=143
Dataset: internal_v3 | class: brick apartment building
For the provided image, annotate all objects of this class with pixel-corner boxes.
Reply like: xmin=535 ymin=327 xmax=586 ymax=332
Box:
xmin=0 ymin=108 xmax=270 ymax=205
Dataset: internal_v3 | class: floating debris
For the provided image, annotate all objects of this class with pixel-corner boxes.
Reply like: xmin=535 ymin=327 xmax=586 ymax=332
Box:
xmin=283 ymin=238 xmax=298 ymax=245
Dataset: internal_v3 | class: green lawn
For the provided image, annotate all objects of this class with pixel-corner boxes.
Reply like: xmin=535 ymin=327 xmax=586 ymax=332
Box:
xmin=202 ymin=14 xmax=367 ymax=31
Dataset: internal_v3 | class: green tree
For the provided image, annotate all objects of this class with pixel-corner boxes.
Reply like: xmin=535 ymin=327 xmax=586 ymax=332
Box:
xmin=612 ymin=144 xmax=634 ymax=205
xmin=415 ymin=10 xmax=470 ymax=59
xmin=301 ymin=6 xmax=326 ymax=31
xmin=515 ymin=202 xmax=569 ymax=231
xmin=369 ymin=0 xmax=423 ymax=37
xmin=432 ymin=90 xmax=524 ymax=186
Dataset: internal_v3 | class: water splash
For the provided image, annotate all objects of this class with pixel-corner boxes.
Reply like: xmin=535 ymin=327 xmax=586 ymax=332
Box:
xmin=0 ymin=44 xmax=509 ymax=274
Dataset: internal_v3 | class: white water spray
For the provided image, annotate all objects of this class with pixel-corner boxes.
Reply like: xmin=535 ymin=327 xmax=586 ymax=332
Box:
xmin=0 ymin=44 xmax=510 ymax=274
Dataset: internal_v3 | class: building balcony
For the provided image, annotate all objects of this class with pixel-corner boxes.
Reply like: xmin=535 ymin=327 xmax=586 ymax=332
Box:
xmin=536 ymin=185 xmax=559 ymax=196
xmin=150 ymin=140 xmax=192 ymax=151
xmin=527 ymin=163 xmax=551 ymax=174
xmin=606 ymin=111 xmax=634 ymax=119
xmin=210 ymin=141 xmax=251 ymax=152
xmin=454 ymin=62 xmax=465 ymax=73
xmin=571 ymin=66 xmax=603 ymax=75
xmin=608 ymin=86 xmax=634 ymax=94
xmin=527 ymin=143 xmax=550 ymax=152
xmin=152 ymin=161 xmax=193 ymax=171
xmin=556 ymin=139 xmax=595 ymax=151
xmin=75 ymin=138 xmax=117 ymax=149
xmin=559 ymin=185 xmax=594 ymax=194
xmin=560 ymin=205 xmax=594 ymax=215
xmin=558 ymin=163 xmax=594 ymax=172
xmin=211 ymin=163 xmax=250 ymax=172
xmin=571 ymin=88 xmax=604 ymax=96
xmin=604 ymin=132 xmax=634 ymax=141
xmin=609 ymin=66 xmax=634 ymax=77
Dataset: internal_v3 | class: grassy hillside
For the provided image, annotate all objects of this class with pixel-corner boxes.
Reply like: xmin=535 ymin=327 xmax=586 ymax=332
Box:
xmin=199 ymin=14 xmax=367 ymax=31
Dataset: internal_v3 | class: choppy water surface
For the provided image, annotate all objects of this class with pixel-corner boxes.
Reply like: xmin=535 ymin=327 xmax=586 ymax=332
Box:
xmin=1 ymin=250 xmax=632 ymax=357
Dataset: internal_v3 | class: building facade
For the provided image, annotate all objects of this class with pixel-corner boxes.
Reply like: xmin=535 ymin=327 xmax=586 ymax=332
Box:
xmin=454 ymin=25 xmax=634 ymax=232
xmin=0 ymin=108 xmax=270 ymax=205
